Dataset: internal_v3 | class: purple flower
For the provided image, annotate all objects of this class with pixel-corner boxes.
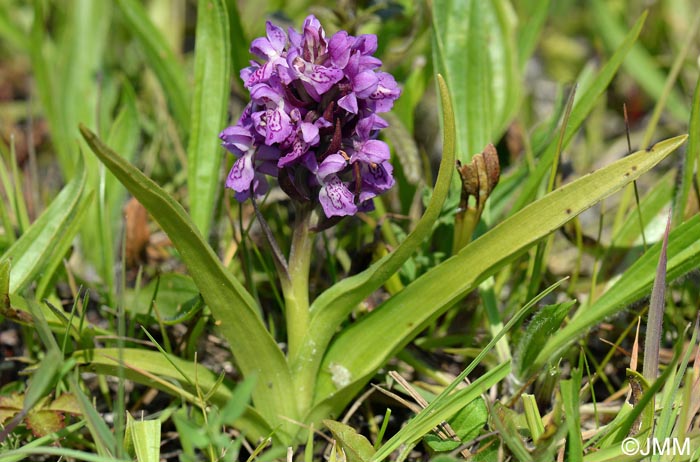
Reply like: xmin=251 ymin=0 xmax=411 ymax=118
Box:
xmin=219 ymin=15 xmax=401 ymax=219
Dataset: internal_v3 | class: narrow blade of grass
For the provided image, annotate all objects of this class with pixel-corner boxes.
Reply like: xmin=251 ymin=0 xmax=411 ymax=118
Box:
xmin=115 ymin=0 xmax=190 ymax=131
xmin=642 ymin=210 xmax=671 ymax=381
xmin=511 ymin=12 xmax=647 ymax=212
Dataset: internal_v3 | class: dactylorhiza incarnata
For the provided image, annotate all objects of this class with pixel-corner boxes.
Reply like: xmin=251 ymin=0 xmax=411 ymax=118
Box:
xmin=219 ymin=15 xmax=401 ymax=219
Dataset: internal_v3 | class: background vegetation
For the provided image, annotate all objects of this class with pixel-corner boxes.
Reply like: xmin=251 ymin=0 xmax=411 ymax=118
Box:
xmin=0 ymin=0 xmax=699 ymax=460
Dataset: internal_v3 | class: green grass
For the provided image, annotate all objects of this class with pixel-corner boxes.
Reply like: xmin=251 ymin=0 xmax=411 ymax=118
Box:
xmin=1 ymin=0 xmax=700 ymax=460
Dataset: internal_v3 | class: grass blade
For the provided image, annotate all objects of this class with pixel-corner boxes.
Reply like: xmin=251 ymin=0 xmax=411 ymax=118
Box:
xmin=538 ymin=213 xmax=700 ymax=370
xmin=0 ymin=154 xmax=88 ymax=294
xmin=187 ymin=0 xmax=231 ymax=237
xmin=115 ymin=0 xmax=190 ymax=131
xmin=591 ymin=0 xmax=689 ymax=123
xmin=432 ymin=0 xmax=519 ymax=160
xmin=511 ymin=12 xmax=647 ymax=212
xmin=642 ymin=211 xmax=671 ymax=381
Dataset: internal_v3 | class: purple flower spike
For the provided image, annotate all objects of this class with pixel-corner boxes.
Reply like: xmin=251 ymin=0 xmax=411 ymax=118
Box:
xmin=219 ymin=14 xmax=401 ymax=219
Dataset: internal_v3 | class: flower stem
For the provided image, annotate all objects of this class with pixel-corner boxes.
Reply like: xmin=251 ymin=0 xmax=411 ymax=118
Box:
xmin=282 ymin=204 xmax=314 ymax=361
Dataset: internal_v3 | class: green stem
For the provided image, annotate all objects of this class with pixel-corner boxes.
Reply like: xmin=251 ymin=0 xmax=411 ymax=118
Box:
xmin=282 ymin=204 xmax=314 ymax=362
xmin=452 ymin=208 xmax=477 ymax=254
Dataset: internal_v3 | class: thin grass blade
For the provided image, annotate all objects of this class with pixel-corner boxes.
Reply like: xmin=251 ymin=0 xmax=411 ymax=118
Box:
xmin=539 ymin=213 xmax=700 ymax=369
xmin=511 ymin=12 xmax=647 ymax=212
xmin=115 ymin=0 xmax=190 ymax=131
xmin=642 ymin=211 xmax=671 ymax=381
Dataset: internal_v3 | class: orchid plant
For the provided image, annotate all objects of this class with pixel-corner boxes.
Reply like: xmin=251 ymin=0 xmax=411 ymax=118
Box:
xmin=219 ymin=15 xmax=400 ymax=368
xmin=4 ymin=1 xmax=699 ymax=459
xmin=74 ymin=10 xmax=692 ymax=449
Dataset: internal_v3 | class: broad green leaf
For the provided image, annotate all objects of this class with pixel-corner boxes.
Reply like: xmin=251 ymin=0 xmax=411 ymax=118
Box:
xmin=0 ymin=154 xmax=89 ymax=294
xmin=313 ymin=135 xmax=687 ymax=418
xmin=324 ymin=420 xmax=376 ymax=462
xmin=23 ymin=350 xmax=63 ymax=418
xmin=292 ymin=75 xmax=455 ymax=413
xmin=115 ymin=0 xmax=190 ymax=131
xmin=448 ymin=397 xmax=488 ymax=443
xmin=172 ymin=409 xmax=210 ymax=453
xmin=79 ymin=126 xmax=297 ymax=441
xmin=591 ymin=0 xmax=689 ymax=123
xmin=513 ymin=301 xmax=574 ymax=379
xmin=432 ymin=0 xmax=520 ymax=160
xmin=218 ymin=376 xmax=256 ymax=427
xmin=537 ymin=213 xmax=700 ymax=369
xmin=72 ymin=348 xmax=271 ymax=441
xmin=187 ymin=0 xmax=230 ymax=237
xmin=373 ymin=362 xmax=510 ymax=461
xmin=125 ymin=413 xmax=161 ymax=462
xmin=511 ymin=13 xmax=647 ymax=212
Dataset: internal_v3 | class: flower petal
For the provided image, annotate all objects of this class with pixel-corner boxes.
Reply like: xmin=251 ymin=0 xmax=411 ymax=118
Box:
xmin=352 ymin=139 xmax=390 ymax=163
xmin=319 ymin=175 xmax=357 ymax=217
xmin=328 ymin=30 xmax=354 ymax=68
xmin=220 ymin=125 xmax=253 ymax=155
xmin=338 ymin=93 xmax=358 ymax=114
xmin=318 ymin=153 xmax=347 ymax=178
xmin=265 ymin=107 xmax=293 ymax=144
xmin=225 ymin=152 xmax=255 ymax=192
